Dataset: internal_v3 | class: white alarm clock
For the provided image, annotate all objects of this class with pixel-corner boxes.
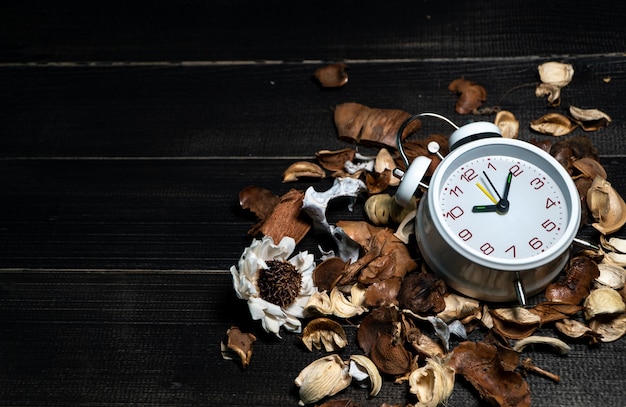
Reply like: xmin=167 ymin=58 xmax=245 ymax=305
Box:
xmin=394 ymin=116 xmax=582 ymax=304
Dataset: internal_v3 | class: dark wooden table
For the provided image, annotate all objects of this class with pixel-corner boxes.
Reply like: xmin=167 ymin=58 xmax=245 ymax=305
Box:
xmin=2 ymin=1 xmax=626 ymax=406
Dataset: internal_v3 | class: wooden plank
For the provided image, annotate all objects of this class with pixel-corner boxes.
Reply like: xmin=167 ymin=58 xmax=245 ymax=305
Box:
xmin=1 ymin=0 xmax=625 ymax=63
xmin=1 ymin=270 xmax=625 ymax=406
xmin=1 ymin=157 xmax=625 ymax=271
xmin=1 ymin=56 xmax=625 ymax=158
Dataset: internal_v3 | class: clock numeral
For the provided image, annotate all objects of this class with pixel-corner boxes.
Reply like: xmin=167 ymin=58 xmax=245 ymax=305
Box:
xmin=460 ymin=168 xmax=478 ymax=182
xmin=505 ymin=245 xmax=516 ymax=258
xmin=529 ymin=237 xmax=543 ymax=250
xmin=487 ymin=162 xmax=497 ymax=171
xmin=509 ymin=164 xmax=524 ymax=177
xmin=480 ymin=243 xmax=495 ymax=255
xmin=458 ymin=229 xmax=472 ymax=241
xmin=541 ymin=219 xmax=557 ymax=232
xmin=530 ymin=177 xmax=545 ymax=190
xmin=444 ymin=206 xmax=464 ymax=220
xmin=449 ymin=185 xmax=463 ymax=197
xmin=546 ymin=197 xmax=557 ymax=209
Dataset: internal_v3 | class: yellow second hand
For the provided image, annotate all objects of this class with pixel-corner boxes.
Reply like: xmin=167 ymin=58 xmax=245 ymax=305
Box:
xmin=476 ymin=182 xmax=498 ymax=204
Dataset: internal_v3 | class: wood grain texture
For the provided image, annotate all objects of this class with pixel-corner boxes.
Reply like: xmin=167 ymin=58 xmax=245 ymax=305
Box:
xmin=2 ymin=0 xmax=626 ymax=406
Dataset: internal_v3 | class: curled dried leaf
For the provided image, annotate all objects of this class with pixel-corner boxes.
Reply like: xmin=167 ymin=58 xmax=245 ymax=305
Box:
xmin=356 ymin=305 xmax=401 ymax=354
xmin=530 ymin=113 xmax=576 ymax=136
xmin=528 ymin=302 xmax=582 ymax=324
xmin=589 ymin=312 xmax=626 ymax=342
xmin=572 ymin=157 xmax=607 ymax=180
xmin=313 ymin=257 xmax=347 ymax=292
xmin=220 ymin=326 xmax=257 ymax=369
xmin=313 ymin=63 xmax=349 ymax=88
xmin=448 ymin=78 xmax=487 ymax=114
xmin=436 ymin=293 xmax=481 ymax=323
xmin=283 ymin=161 xmax=326 ymax=182
xmin=334 ymin=102 xmax=420 ymax=148
xmin=545 ymin=256 xmax=600 ymax=305
xmin=301 ymin=317 xmax=348 ymax=352
xmin=408 ymin=358 xmax=455 ymax=407
xmin=397 ymin=271 xmax=447 ymax=315
xmin=569 ymin=105 xmax=612 ymax=131
xmin=512 ymin=335 xmax=571 ymax=355
xmin=316 ymin=148 xmax=357 ymax=171
xmin=600 ymin=236 xmax=626 ymax=253
xmin=494 ymin=110 xmax=519 ymax=139
xmin=535 ymin=83 xmax=562 ymax=107
xmin=364 ymin=276 xmax=402 ymax=307
xmin=587 ymin=175 xmax=626 ymax=235
xmin=584 ymin=287 xmax=626 ymax=320
xmin=349 ymin=354 xmax=383 ymax=397
xmin=555 ymin=318 xmax=602 ymax=343
xmin=370 ymin=332 xmax=412 ymax=376
xmin=596 ymin=262 xmax=626 ymax=290
xmin=375 ymin=148 xmax=400 ymax=186
xmin=538 ymin=61 xmax=574 ymax=88
xmin=490 ymin=307 xmax=541 ymax=340
xmin=294 ymin=354 xmax=351 ymax=405
xmin=447 ymin=341 xmax=531 ymax=407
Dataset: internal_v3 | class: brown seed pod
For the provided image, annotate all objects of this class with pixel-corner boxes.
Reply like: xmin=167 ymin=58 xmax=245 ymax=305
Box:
xmin=448 ymin=78 xmax=487 ymax=115
xmin=545 ymin=256 xmax=600 ymax=304
xmin=369 ymin=332 xmax=411 ymax=375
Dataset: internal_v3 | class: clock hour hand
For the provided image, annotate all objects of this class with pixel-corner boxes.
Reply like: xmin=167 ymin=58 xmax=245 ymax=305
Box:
xmin=472 ymin=204 xmax=498 ymax=213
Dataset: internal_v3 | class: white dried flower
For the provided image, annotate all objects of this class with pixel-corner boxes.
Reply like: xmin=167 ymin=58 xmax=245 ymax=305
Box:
xmin=230 ymin=235 xmax=317 ymax=337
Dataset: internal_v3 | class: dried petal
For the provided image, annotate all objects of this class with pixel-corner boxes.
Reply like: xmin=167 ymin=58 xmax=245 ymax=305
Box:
xmin=283 ymin=161 xmax=326 ymax=182
xmin=448 ymin=78 xmax=487 ymax=114
xmin=301 ymin=317 xmax=348 ymax=352
xmin=349 ymin=354 xmax=383 ymax=397
xmin=600 ymin=236 xmax=626 ymax=253
xmin=294 ymin=354 xmax=351 ymax=405
xmin=538 ymin=61 xmax=574 ymax=88
xmin=555 ymin=318 xmax=601 ymax=342
xmin=334 ymin=102 xmax=421 ymax=148
xmin=589 ymin=312 xmax=626 ymax=342
xmin=437 ymin=293 xmax=481 ymax=323
xmin=313 ymin=63 xmax=349 ymax=88
xmin=572 ymin=157 xmax=607 ymax=180
xmin=512 ymin=335 xmax=571 ymax=355
xmin=596 ymin=262 xmax=626 ymax=290
xmin=375 ymin=148 xmax=400 ymax=186
xmin=535 ymin=83 xmax=562 ymax=106
xmin=408 ymin=358 xmax=455 ymax=407
xmin=584 ymin=287 xmax=626 ymax=320
xmin=569 ymin=105 xmax=612 ymax=131
xmin=530 ymin=113 xmax=576 ymax=136
xmin=587 ymin=176 xmax=626 ymax=234
xmin=494 ymin=110 xmax=519 ymax=139
xmin=490 ymin=307 xmax=541 ymax=339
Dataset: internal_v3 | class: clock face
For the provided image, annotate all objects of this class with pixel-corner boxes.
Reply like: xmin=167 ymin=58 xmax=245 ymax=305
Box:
xmin=429 ymin=139 xmax=580 ymax=268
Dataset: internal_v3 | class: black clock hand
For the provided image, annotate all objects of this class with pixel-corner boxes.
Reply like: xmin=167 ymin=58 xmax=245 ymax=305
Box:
xmin=475 ymin=171 xmax=513 ymax=214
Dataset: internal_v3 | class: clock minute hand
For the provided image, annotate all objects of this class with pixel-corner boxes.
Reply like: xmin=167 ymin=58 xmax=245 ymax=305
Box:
xmin=495 ymin=171 xmax=513 ymax=214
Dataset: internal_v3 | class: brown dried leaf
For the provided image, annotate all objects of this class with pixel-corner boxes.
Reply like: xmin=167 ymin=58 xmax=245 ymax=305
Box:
xmin=490 ymin=307 xmax=541 ymax=340
xmin=369 ymin=332 xmax=411 ymax=376
xmin=399 ymin=134 xmax=449 ymax=175
xmin=364 ymin=276 xmax=402 ymax=307
xmin=545 ymin=256 xmax=600 ymax=304
xmin=258 ymin=189 xmax=311 ymax=244
xmin=397 ymin=271 xmax=447 ymax=315
xmin=316 ymin=148 xmax=357 ymax=171
xmin=530 ymin=113 xmax=577 ymax=136
xmin=357 ymin=305 xmax=400 ymax=354
xmin=221 ymin=326 xmax=257 ymax=369
xmin=448 ymin=78 xmax=488 ymax=115
xmin=313 ymin=63 xmax=349 ymax=88
xmin=447 ymin=341 xmax=530 ymax=407
xmin=494 ymin=110 xmax=519 ymax=139
xmin=334 ymin=102 xmax=421 ymax=148
xmin=239 ymin=186 xmax=281 ymax=231
xmin=365 ymin=169 xmax=392 ymax=195
xmin=528 ymin=301 xmax=582 ymax=324
xmin=283 ymin=161 xmax=326 ymax=182
xmin=313 ymin=257 xmax=348 ymax=292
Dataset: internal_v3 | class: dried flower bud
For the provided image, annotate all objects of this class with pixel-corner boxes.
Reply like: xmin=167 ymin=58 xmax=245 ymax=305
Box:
xmin=587 ymin=176 xmax=626 ymax=235
xmin=538 ymin=61 xmax=574 ymax=88
xmin=294 ymin=354 xmax=351 ymax=405
xmin=301 ymin=317 xmax=348 ymax=352
xmin=408 ymin=358 xmax=455 ymax=407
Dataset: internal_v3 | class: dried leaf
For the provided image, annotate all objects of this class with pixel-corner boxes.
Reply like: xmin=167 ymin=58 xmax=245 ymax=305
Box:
xmin=316 ymin=148 xmax=357 ymax=171
xmin=397 ymin=271 xmax=447 ymax=315
xmin=301 ymin=317 xmax=348 ymax=352
xmin=448 ymin=78 xmax=487 ymax=114
xmin=490 ymin=307 xmax=541 ymax=340
xmin=587 ymin=176 xmax=626 ymax=235
xmin=370 ymin=332 xmax=412 ymax=376
xmin=313 ymin=257 xmax=348 ymax=291
xmin=494 ymin=110 xmax=519 ymax=139
xmin=569 ymin=105 xmax=612 ymax=131
xmin=545 ymin=256 xmax=600 ymax=304
xmin=283 ymin=161 xmax=326 ymax=182
xmin=447 ymin=341 xmax=531 ymax=407
xmin=258 ymin=189 xmax=311 ymax=243
xmin=530 ymin=113 xmax=576 ymax=136
xmin=313 ymin=63 xmax=349 ymax=88
xmin=334 ymin=102 xmax=421 ymax=148
xmin=220 ymin=326 xmax=257 ymax=368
